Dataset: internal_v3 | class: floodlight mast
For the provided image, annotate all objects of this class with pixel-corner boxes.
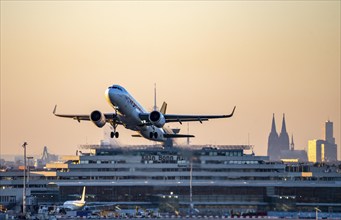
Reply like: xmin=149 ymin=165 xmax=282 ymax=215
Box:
xmin=22 ymin=142 xmax=28 ymax=216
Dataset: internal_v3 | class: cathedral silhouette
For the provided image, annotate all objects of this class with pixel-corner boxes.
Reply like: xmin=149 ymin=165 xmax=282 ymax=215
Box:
xmin=267 ymin=114 xmax=290 ymax=161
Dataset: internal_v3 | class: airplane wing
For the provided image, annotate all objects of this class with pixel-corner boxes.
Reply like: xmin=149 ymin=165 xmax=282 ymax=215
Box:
xmin=53 ymin=105 xmax=120 ymax=124
xmin=139 ymin=106 xmax=236 ymax=124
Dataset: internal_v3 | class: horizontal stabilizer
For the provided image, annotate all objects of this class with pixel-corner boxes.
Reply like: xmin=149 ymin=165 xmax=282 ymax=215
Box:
xmin=160 ymin=102 xmax=167 ymax=114
xmin=164 ymin=134 xmax=195 ymax=138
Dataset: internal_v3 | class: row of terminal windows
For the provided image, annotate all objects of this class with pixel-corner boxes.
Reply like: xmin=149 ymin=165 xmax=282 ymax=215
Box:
xmin=201 ymin=151 xmax=243 ymax=156
xmin=0 ymin=184 xmax=46 ymax=189
xmin=61 ymin=167 xmax=283 ymax=173
xmin=80 ymin=160 xmax=126 ymax=164
xmin=142 ymin=159 xmax=259 ymax=165
xmin=67 ymin=167 xmax=280 ymax=172
xmin=2 ymin=176 xmax=339 ymax=186
xmin=54 ymin=176 xmax=337 ymax=181
xmin=229 ymin=160 xmax=259 ymax=164
xmin=204 ymin=160 xmax=260 ymax=165
xmin=0 ymin=196 xmax=16 ymax=203
xmin=93 ymin=150 xmax=243 ymax=157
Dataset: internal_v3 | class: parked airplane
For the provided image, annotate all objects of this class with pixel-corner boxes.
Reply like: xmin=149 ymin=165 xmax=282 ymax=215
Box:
xmin=54 ymin=85 xmax=235 ymax=142
xmin=63 ymin=186 xmax=86 ymax=211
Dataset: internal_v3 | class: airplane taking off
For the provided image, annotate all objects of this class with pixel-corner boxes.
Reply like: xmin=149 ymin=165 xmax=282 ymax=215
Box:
xmin=54 ymin=85 xmax=235 ymax=142
xmin=63 ymin=186 xmax=86 ymax=211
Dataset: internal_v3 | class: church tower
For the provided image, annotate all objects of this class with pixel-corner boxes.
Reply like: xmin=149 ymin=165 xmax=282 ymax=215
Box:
xmin=267 ymin=114 xmax=279 ymax=160
xmin=278 ymin=114 xmax=290 ymax=152
xmin=290 ymin=134 xmax=295 ymax=151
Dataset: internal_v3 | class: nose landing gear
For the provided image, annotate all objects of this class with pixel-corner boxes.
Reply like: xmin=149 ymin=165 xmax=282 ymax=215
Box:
xmin=110 ymin=120 xmax=119 ymax=139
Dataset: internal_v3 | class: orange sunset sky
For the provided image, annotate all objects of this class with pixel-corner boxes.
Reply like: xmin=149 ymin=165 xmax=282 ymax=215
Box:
xmin=1 ymin=1 xmax=340 ymax=158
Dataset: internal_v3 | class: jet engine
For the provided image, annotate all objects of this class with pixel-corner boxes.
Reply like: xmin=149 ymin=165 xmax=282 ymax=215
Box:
xmin=149 ymin=111 xmax=166 ymax=128
xmin=90 ymin=110 xmax=106 ymax=128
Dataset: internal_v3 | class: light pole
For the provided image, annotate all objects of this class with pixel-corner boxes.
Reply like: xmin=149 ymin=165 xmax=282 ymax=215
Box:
xmin=189 ymin=159 xmax=193 ymax=214
xmin=27 ymin=157 xmax=33 ymax=189
xmin=26 ymin=156 xmax=33 ymax=212
xmin=22 ymin=142 xmax=28 ymax=216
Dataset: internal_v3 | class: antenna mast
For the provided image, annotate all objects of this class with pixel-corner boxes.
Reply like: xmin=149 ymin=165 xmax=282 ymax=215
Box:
xmin=153 ymin=83 xmax=157 ymax=111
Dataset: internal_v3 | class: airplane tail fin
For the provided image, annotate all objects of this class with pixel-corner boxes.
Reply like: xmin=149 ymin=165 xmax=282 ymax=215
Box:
xmin=80 ymin=186 xmax=86 ymax=202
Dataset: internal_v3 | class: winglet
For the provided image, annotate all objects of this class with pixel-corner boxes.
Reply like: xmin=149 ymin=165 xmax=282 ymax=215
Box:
xmin=228 ymin=106 xmax=236 ymax=117
xmin=53 ymin=105 xmax=57 ymax=115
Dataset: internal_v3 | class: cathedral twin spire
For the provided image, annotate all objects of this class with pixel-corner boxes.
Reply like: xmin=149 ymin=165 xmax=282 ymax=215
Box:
xmin=267 ymin=114 xmax=290 ymax=161
xmin=280 ymin=114 xmax=287 ymax=135
xmin=270 ymin=114 xmax=278 ymax=135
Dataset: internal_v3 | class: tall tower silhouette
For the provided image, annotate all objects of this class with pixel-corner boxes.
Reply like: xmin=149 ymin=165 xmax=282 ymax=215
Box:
xmin=290 ymin=134 xmax=295 ymax=151
xmin=323 ymin=120 xmax=337 ymax=162
xmin=267 ymin=114 xmax=279 ymax=160
xmin=278 ymin=114 xmax=290 ymax=152
xmin=324 ymin=120 xmax=335 ymax=145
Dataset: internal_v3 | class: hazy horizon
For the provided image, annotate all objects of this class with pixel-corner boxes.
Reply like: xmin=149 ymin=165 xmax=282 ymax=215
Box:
xmin=1 ymin=1 xmax=340 ymax=159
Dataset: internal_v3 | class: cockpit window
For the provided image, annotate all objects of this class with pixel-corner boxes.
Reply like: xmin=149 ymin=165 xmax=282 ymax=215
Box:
xmin=109 ymin=85 xmax=125 ymax=92
xmin=113 ymin=86 xmax=122 ymax=91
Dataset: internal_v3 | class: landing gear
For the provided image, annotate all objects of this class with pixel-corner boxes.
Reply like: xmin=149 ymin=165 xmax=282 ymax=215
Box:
xmin=111 ymin=131 xmax=119 ymax=138
xmin=149 ymin=132 xmax=158 ymax=139
xmin=110 ymin=118 xmax=119 ymax=139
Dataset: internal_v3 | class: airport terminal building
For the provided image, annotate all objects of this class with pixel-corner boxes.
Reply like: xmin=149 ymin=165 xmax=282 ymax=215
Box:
xmin=1 ymin=144 xmax=341 ymax=216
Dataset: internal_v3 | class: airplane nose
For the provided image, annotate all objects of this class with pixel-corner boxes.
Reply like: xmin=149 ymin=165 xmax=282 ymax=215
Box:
xmin=105 ymin=88 xmax=111 ymax=103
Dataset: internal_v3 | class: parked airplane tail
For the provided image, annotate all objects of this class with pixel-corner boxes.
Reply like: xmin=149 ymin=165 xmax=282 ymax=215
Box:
xmin=81 ymin=186 xmax=86 ymax=202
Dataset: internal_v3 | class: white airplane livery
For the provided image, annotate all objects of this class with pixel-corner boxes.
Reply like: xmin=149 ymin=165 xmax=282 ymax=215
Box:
xmin=54 ymin=85 xmax=235 ymax=142
xmin=63 ymin=186 xmax=86 ymax=211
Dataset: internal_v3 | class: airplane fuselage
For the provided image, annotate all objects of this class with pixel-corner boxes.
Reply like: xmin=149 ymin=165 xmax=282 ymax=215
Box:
xmin=105 ymin=85 xmax=166 ymax=141
xmin=63 ymin=200 xmax=86 ymax=211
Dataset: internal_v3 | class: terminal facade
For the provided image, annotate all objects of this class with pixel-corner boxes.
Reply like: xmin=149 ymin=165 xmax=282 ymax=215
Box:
xmin=1 ymin=144 xmax=341 ymax=216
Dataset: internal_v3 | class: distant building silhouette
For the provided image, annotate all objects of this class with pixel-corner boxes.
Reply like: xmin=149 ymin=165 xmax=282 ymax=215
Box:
xmin=290 ymin=134 xmax=294 ymax=151
xmin=281 ymin=134 xmax=308 ymax=162
xmin=267 ymin=114 xmax=290 ymax=161
xmin=308 ymin=139 xmax=325 ymax=163
xmin=267 ymin=114 xmax=279 ymax=161
xmin=308 ymin=120 xmax=337 ymax=162
xmin=267 ymin=114 xmax=307 ymax=161
xmin=324 ymin=120 xmax=335 ymax=144
xmin=278 ymin=114 xmax=290 ymax=152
